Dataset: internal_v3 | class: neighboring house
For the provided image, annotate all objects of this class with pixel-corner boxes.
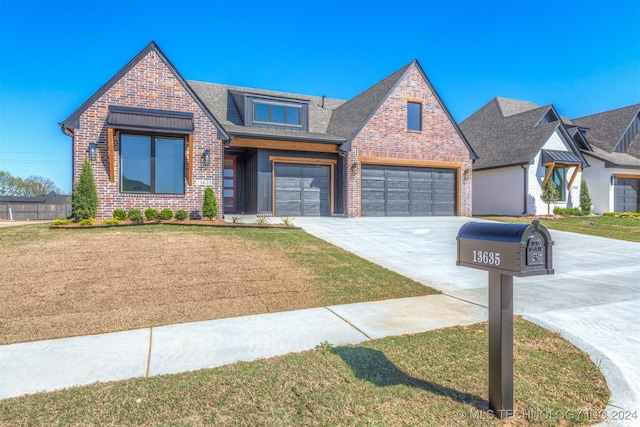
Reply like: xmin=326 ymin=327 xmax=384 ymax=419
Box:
xmin=0 ymin=191 xmax=71 ymax=220
xmin=59 ymin=42 xmax=475 ymax=219
xmin=571 ymin=104 xmax=640 ymax=213
xmin=460 ymin=97 xmax=589 ymax=216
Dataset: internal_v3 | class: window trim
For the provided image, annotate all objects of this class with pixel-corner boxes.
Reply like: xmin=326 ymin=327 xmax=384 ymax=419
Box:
xmin=119 ymin=131 xmax=186 ymax=195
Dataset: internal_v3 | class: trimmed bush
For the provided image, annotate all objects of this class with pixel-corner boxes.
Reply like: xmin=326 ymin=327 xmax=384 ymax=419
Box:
xmin=145 ymin=208 xmax=158 ymax=221
xmin=104 ymin=219 xmax=120 ymax=225
xmin=175 ymin=210 xmax=189 ymax=220
xmin=113 ymin=209 xmax=127 ymax=221
xmin=160 ymin=209 xmax=173 ymax=220
xmin=52 ymin=219 xmax=73 ymax=226
xmin=202 ymin=187 xmax=218 ymax=220
xmin=127 ymin=209 xmax=144 ymax=224
xmin=73 ymin=158 xmax=98 ymax=220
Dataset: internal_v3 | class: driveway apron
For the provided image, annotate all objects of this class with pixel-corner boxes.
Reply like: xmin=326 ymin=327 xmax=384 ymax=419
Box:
xmin=295 ymin=216 xmax=640 ymax=423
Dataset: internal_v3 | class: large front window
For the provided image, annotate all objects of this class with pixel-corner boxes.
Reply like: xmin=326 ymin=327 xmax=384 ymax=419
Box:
xmin=120 ymin=134 xmax=185 ymax=194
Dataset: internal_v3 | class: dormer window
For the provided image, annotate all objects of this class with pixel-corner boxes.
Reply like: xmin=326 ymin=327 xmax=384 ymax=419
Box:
xmin=234 ymin=92 xmax=309 ymax=132
xmin=255 ymin=103 xmax=301 ymax=126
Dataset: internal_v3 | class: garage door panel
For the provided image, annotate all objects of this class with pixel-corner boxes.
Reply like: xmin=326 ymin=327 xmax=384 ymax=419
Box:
xmin=362 ymin=165 xmax=456 ymax=216
xmin=275 ymin=163 xmax=330 ymax=216
xmin=614 ymin=178 xmax=639 ymax=212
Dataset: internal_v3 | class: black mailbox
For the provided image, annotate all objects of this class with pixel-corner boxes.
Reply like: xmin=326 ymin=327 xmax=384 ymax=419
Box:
xmin=457 ymin=220 xmax=553 ymax=277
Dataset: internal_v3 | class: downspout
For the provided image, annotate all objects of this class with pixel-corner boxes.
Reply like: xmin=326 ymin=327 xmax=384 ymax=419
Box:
xmin=522 ymin=165 xmax=528 ymax=215
xmin=338 ymin=146 xmax=347 ymax=217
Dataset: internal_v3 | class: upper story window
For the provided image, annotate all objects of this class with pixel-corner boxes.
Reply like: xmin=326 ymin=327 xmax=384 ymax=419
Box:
xmin=238 ymin=92 xmax=309 ymax=131
xmin=407 ymin=101 xmax=422 ymax=131
xmin=254 ymin=102 xmax=301 ymax=126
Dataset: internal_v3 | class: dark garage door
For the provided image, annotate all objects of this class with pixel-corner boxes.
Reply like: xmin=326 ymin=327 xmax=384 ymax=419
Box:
xmin=614 ymin=178 xmax=639 ymax=212
xmin=362 ymin=165 xmax=456 ymax=216
xmin=274 ymin=163 xmax=331 ymax=216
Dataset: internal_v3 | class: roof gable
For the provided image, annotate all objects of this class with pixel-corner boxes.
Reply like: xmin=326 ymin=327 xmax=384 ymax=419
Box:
xmin=59 ymin=41 xmax=227 ymax=139
xmin=329 ymin=60 xmax=476 ymax=158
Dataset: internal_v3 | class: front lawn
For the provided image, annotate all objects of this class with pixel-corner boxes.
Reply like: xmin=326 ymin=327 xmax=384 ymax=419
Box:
xmin=0 ymin=224 xmax=435 ymax=344
xmin=0 ymin=318 xmax=609 ymax=426
xmin=477 ymin=215 xmax=640 ymax=243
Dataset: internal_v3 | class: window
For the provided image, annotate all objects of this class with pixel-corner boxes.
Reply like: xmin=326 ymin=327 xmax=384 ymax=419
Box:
xmin=120 ymin=134 xmax=185 ymax=194
xmin=407 ymin=102 xmax=421 ymax=131
xmin=548 ymin=167 xmax=566 ymax=202
xmin=254 ymin=102 xmax=302 ymax=126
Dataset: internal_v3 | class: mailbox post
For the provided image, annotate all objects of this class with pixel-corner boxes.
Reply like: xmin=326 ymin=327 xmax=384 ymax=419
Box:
xmin=456 ymin=220 xmax=553 ymax=419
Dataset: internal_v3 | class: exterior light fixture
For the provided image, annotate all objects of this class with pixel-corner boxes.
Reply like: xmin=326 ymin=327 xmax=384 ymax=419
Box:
xmin=204 ymin=149 xmax=211 ymax=165
xmin=88 ymin=143 xmax=97 ymax=159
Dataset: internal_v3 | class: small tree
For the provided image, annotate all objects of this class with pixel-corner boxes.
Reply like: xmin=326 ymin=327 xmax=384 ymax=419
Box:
xmin=202 ymin=187 xmax=218 ymax=220
xmin=579 ymin=179 xmax=592 ymax=213
xmin=541 ymin=178 xmax=560 ymax=215
xmin=73 ymin=158 xmax=98 ymax=220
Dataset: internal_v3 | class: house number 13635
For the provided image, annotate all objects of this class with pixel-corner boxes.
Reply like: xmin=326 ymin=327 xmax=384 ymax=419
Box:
xmin=472 ymin=250 xmax=501 ymax=266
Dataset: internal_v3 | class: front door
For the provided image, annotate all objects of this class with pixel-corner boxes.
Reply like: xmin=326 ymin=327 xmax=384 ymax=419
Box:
xmin=223 ymin=156 xmax=236 ymax=213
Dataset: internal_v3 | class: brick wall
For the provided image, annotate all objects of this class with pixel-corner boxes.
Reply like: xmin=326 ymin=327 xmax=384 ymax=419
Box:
xmin=72 ymin=50 xmax=222 ymax=219
xmin=346 ymin=65 xmax=473 ymax=217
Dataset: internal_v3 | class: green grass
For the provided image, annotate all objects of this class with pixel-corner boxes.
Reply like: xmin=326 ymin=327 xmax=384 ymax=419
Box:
xmin=477 ymin=215 xmax=640 ymax=243
xmin=0 ymin=318 xmax=608 ymax=426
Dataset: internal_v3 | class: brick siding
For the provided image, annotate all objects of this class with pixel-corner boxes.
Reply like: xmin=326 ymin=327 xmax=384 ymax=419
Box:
xmin=72 ymin=50 xmax=223 ymax=219
xmin=346 ymin=65 xmax=473 ymax=217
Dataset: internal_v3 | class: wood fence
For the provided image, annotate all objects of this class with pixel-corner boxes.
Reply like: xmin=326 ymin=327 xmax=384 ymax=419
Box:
xmin=0 ymin=202 xmax=71 ymax=220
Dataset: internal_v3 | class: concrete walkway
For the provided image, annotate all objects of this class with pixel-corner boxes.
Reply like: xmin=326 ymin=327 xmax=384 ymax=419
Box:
xmin=295 ymin=217 xmax=640 ymax=426
xmin=0 ymin=295 xmax=486 ymax=400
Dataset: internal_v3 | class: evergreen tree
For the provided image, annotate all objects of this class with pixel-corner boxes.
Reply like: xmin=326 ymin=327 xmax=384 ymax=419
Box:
xmin=579 ymin=179 xmax=592 ymax=213
xmin=73 ymin=158 xmax=98 ymax=220
xmin=541 ymin=178 xmax=560 ymax=215
xmin=202 ymin=187 xmax=218 ymax=219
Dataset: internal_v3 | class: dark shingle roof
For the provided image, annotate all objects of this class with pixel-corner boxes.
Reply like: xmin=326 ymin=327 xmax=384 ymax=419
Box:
xmin=460 ymin=98 xmax=557 ymax=170
xmin=572 ymin=104 xmax=640 ymax=153
xmin=187 ymin=81 xmax=346 ymax=143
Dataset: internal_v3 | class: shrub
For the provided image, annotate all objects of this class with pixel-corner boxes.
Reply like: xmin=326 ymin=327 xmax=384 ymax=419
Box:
xmin=579 ymin=179 xmax=592 ymax=213
xmin=145 ymin=208 xmax=158 ymax=221
xmin=175 ymin=209 xmax=189 ymax=220
xmin=603 ymin=212 xmax=616 ymax=217
xmin=104 ymin=219 xmax=120 ymax=225
xmin=73 ymin=158 xmax=98 ymax=220
xmin=112 ymin=209 xmax=127 ymax=221
xmin=78 ymin=218 xmax=94 ymax=227
xmin=553 ymin=207 xmax=566 ymax=215
xmin=52 ymin=219 xmax=73 ymax=226
xmin=128 ymin=209 xmax=144 ymax=224
xmin=160 ymin=209 xmax=173 ymax=220
xmin=202 ymin=187 xmax=218 ymax=220
xmin=127 ymin=209 xmax=142 ymax=220
xmin=255 ymin=216 xmax=269 ymax=225
xmin=231 ymin=215 xmax=243 ymax=225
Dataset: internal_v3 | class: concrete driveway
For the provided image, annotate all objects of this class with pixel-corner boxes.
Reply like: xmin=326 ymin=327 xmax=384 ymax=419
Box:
xmin=295 ymin=216 xmax=640 ymax=422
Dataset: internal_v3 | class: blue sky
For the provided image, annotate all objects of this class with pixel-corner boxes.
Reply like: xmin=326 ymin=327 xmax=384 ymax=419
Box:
xmin=1 ymin=0 xmax=638 ymax=194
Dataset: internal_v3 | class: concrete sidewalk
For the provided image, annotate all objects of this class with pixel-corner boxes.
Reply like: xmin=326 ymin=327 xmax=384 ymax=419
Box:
xmin=0 ymin=294 xmax=486 ymax=400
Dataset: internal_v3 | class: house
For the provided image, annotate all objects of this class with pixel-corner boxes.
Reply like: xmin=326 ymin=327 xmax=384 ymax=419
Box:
xmin=59 ymin=42 xmax=475 ymax=219
xmin=0 ymin=191 xmax=70 ymax=220
xmin=570 ymin=104 xmax=640 ymax=213
xmin=459 ymin=97 xmax=589 ymax=216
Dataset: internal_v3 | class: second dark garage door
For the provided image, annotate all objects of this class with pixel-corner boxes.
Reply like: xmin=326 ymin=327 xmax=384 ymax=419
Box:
xmin=274 ymin=163 xmax=331 ymax=216
xmin=362 ymin=165 xmax=456 ymax=216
